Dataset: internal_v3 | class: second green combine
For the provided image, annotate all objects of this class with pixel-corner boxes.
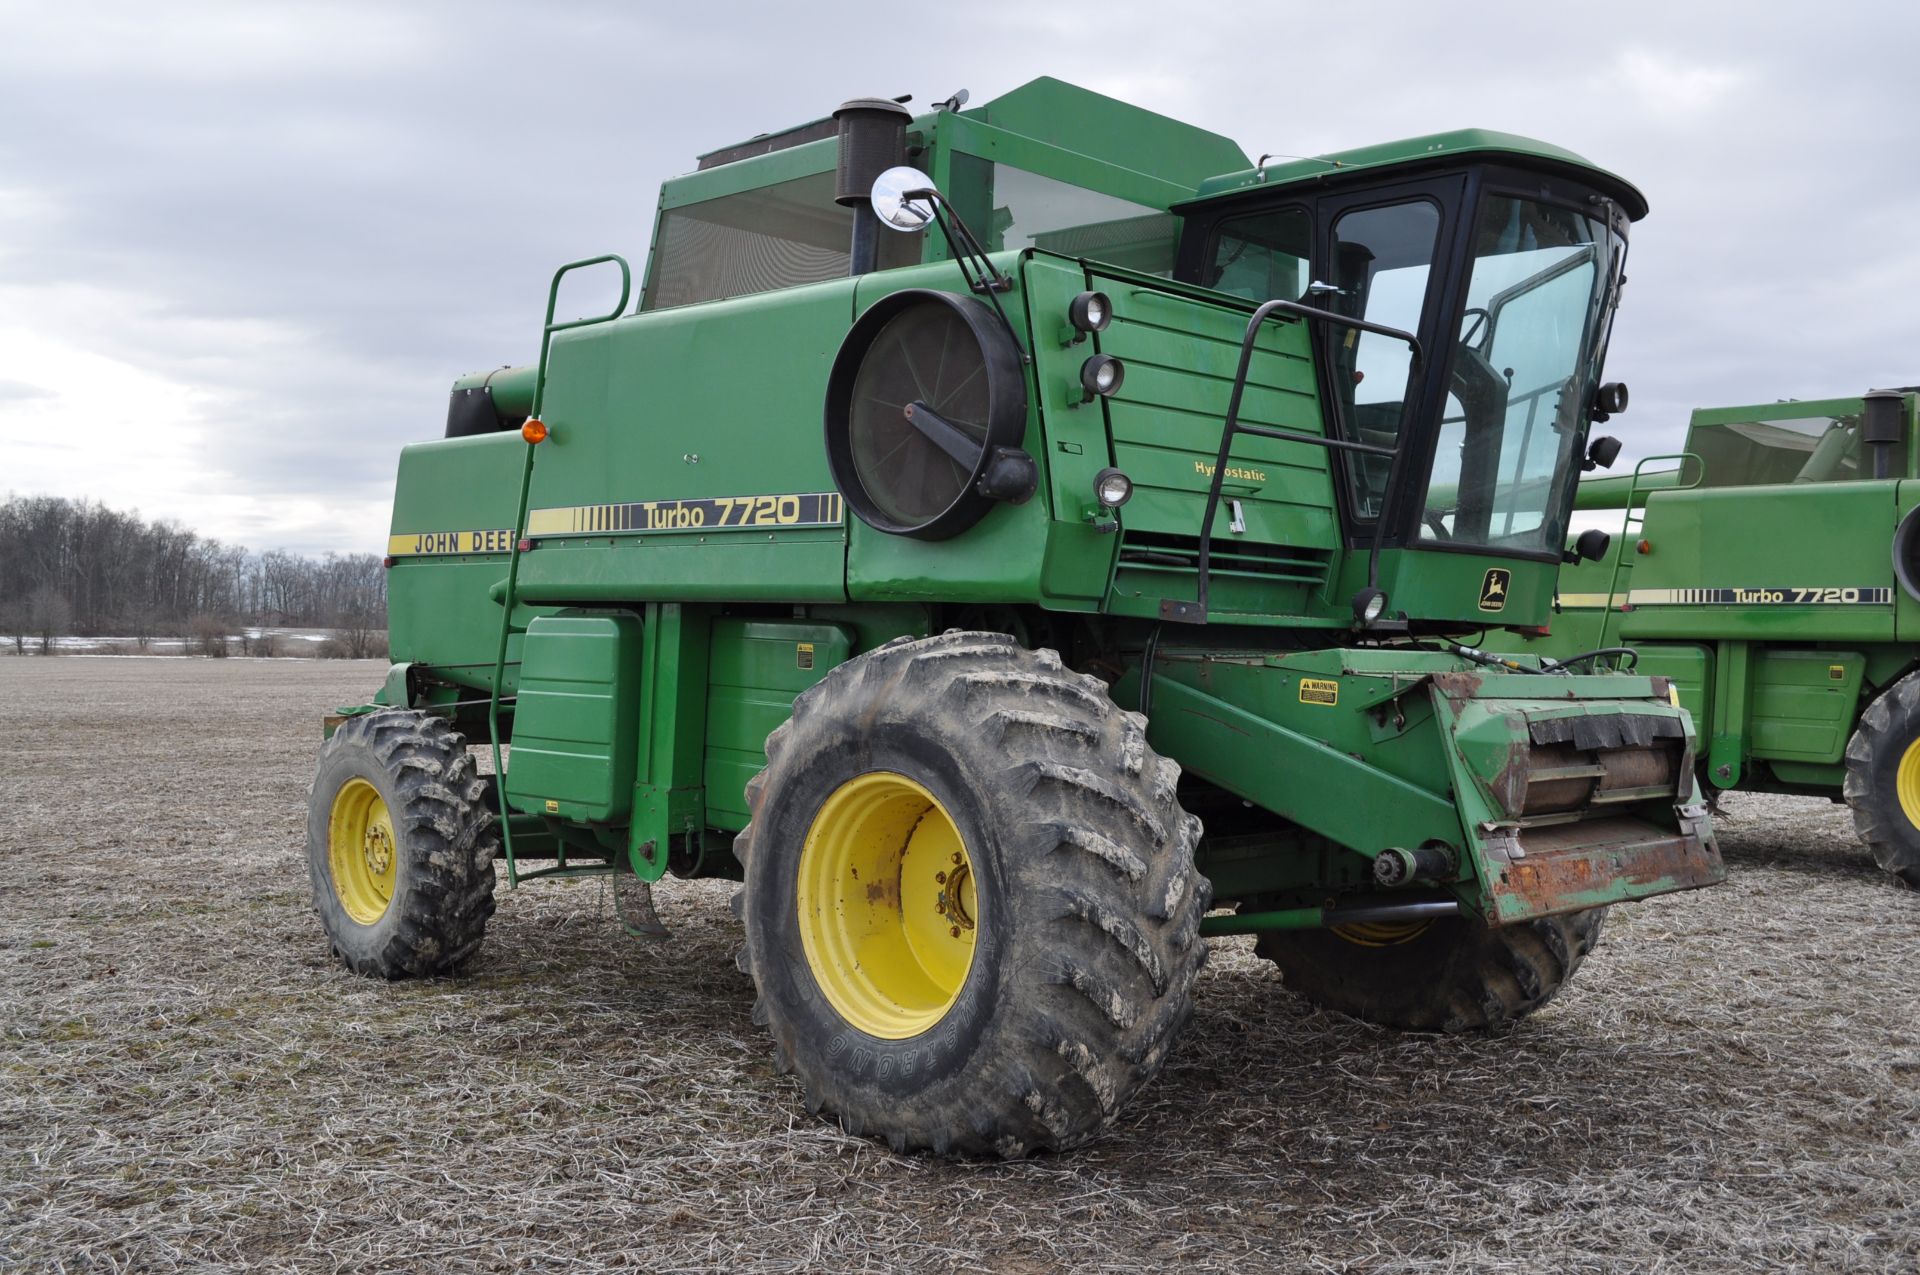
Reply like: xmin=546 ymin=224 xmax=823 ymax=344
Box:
xmin=1493 ymin=387 xmax=1920 ymax=886
xmin=306 ymin=79 xmax=1723 ymax=1156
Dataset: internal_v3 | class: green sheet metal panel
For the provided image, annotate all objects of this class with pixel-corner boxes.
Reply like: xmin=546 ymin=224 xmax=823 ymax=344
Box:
xmin=841 ymin=258 xmax=1061 ymax=606
xmin=1085 ymin=269 xmax=1340 ymax=623
xmin=1020 ymin=254 xmax=1129 ymax=602
xmin=1615 ymin=483 xmax=1898 ymax=643
xmin=1626 ymin=643 xmax=1713 ymax=725
xmin=1749 ymin=649 xmax=1866 ymax=764
xmin=1366 ymin=545 xmax=1561 ymax=631
xmin=1093 ymin=273 xmax=1333 ymax=536
xmin=503 ymin=614 xmax=643 ymax=823
xmin=509 ymin=280 xmax=857 ymax=606
xmin=959 ymin=77 xmax=1249 ymax=190
xmin=386 ymin=431 xmax=531 ymax=684
xmin=704 ymin=619 xmax=853 ymax=830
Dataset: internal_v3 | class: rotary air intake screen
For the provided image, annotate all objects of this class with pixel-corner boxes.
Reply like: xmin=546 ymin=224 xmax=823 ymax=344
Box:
xmin=848 ymin=304 xmax=995 ymax=527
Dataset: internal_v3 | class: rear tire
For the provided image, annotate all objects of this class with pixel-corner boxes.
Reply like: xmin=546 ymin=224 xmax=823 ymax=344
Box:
xmin=733 ymin=631 xmax=1209 ymax=1156
xmin=306 ymin=709 xmax=499 ymax=978
xmin=1254 ymin=908 xmax=1607 ymax=1032
xmin=1844 ymin=671 xmax=1920 ymax=887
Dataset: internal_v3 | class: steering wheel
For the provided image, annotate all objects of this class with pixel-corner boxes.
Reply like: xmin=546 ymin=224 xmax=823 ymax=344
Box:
xmin=1423 ymin=510 xmax=1453 ymax=540
xmin=1459 ymin=307 xmax=1491 ymax=349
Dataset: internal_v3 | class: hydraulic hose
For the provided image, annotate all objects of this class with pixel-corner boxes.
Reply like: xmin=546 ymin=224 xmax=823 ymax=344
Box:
xmin=1542 ymin=646 xmax=1638 ymax=673
xmin=1446 ymin=641 xmax=1546 ymax=674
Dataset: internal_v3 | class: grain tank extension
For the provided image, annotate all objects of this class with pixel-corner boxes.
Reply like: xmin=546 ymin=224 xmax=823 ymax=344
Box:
xmin=306 ymin=79 xmax=1723 ymax=1156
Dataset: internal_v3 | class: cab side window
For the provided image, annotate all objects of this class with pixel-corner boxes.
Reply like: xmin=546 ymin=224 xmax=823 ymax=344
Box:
xmin=1324 ymin=200 xmax=1442 ymax=518
xmin=1206 ymin=207 xmax=1312 ymax=302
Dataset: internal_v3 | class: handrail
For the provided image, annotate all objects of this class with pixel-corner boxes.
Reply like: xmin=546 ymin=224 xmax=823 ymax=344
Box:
xmin=1170 ymin=297 xmax=1422 ymax=623
xmin=487 ymin=254 xmax=631 ymax=887
xmin=532 ymin=255 xmax=633 ymax=416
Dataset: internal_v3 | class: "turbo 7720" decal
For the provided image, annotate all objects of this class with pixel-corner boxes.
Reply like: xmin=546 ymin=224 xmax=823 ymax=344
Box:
xmin=525 ymin=492 xmax=844 ymax=537
xmin=1623 ymin=586 xmax=1893 ymax=605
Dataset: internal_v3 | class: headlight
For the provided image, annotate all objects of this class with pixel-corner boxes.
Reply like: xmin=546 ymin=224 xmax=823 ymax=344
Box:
xmin=1352 ymin=587 xmax=1389 ymax=624
xmin=1068 ymin=290 xmax=1112 ymax=333
xmin=1080 ymin=354 xmax=1125 ymax=398
xmin=1093 ymin=467 xmax=1133 ymax=508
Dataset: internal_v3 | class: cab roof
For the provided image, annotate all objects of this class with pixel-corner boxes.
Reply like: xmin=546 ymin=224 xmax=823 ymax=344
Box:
xmin=1182 ymin=128 xmax=1648 ymax=221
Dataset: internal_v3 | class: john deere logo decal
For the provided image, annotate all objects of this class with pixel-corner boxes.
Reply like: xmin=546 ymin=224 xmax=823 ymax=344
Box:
xmin=1478 ymin=568 xmax=1511 ymax=612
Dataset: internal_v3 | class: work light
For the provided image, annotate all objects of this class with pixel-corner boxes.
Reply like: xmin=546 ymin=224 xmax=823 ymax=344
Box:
xmin=1080 ymin=355 xmax=1125 ymax=398
xmin=1093 ymin=467 xmax=1133 ymax=508
xmin=1068 ymin=291 xmax=1112 ymax=333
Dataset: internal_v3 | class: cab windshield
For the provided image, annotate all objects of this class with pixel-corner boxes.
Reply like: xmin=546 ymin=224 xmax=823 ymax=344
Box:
xmin=1420 ymin=196 xmax=1617 ymax=552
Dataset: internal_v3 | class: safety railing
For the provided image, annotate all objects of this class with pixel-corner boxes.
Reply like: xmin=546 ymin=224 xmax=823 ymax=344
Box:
xmin=487 ymin=254 xmax=632 ymax=886
xmin=1172 ymin=297 xmax=1422 ymax=623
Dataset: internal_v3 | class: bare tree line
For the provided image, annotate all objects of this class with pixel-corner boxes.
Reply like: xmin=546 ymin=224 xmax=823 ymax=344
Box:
xmin=0 ymin=494 xmax=386 ymax=653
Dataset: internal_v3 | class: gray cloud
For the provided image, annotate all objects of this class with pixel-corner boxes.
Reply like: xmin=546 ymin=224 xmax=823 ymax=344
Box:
xmin=0 ymin=379 xmax=53 ymax=403
xmin=1 ymin=1 xmax=1916 ymax=553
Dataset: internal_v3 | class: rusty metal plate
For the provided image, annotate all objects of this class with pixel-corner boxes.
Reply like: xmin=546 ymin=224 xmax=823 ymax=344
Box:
xmin=1484 ymin=815 xmax=1724 ymax=924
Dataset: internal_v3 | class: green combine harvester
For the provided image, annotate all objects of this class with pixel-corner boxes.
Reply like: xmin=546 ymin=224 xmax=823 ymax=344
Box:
xmin=305 ymin=79 xmax=1724 ymax=1155
xmin=1490 ymin=388 xmax=1920 ymax=886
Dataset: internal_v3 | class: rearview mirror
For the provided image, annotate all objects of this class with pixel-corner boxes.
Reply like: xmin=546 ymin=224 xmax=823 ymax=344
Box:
xmin=1565 ymin=528 xmax=1612 ymax=564
xmin=870 ymin=166 xmax=937 ymax=233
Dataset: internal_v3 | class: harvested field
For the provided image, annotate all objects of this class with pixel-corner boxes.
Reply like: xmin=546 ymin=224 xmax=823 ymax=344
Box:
xmin=3 ymin=657 xmax=1918 ymax=1273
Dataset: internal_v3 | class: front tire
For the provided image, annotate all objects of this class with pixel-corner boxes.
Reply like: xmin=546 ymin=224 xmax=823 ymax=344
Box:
xmin=1254 ymin=908 xmax=1607 ymax=1032
xmin=1844 ymin=672 xmax=1920 ymax=887
xmin=306 ymin=709 xmax=499 ymax=978
xmin=733 ymin=632 xmax=1208 ymax=1156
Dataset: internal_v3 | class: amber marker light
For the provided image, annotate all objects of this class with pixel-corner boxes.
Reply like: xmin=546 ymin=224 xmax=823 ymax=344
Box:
xmin=522 ymin=418 xmax=549 ymax=444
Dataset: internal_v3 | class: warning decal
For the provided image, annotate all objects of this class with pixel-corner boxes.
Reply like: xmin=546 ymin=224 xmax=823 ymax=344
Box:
xmin=1299 ymin=678 xmax=1339 ymax=706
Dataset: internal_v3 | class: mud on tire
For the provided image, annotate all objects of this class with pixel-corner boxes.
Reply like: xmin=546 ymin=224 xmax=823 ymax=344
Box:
xmin=732 ymin=631 xmax=1210 ymax=1156
xmin=306 ymin=709 xmax=499 ymax=978
xmin=1843 ymin=670 xmax=1920 ymax=887
xmin=1254 ymin=908 xmax=1607 ymax=1032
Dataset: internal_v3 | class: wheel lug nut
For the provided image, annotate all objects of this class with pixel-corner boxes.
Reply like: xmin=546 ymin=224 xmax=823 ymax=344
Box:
xmin=950 ymin=925 xmax=961 ymax=938
xmin=935 ymin=871 xmax=947 ymax=883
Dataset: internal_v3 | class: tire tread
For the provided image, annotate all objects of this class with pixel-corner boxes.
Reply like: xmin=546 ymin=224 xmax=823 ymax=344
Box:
xmin=734 ymin=630 xmax=1208 ymax=1155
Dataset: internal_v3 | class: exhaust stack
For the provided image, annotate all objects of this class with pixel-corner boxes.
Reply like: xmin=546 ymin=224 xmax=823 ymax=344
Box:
xmin=834 ymin=97 xmax=911 ymax=276
xmin=1863 ymin=389 xmax=1907 ymax=480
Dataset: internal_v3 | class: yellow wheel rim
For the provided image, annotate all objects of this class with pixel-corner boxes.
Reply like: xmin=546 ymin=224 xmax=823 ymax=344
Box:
xmin=1330 ymin=919 xmax=1432 ymax=947
xmin=1897 ymin=737 xmax=1920 ymax=829
xmin=328 ymin=777 xmax=398 ymax=925
xmin=795 ymin=772 xmax=978 ymax=1040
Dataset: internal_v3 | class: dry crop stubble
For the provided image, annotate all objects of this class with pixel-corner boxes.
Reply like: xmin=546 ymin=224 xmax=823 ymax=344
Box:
xmin=2 ymin=657 xmax=1917 ymax=1272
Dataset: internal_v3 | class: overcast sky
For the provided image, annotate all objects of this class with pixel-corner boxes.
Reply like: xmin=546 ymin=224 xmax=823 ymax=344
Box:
xmin=3 ymin=2 xmax=1917 ymax=556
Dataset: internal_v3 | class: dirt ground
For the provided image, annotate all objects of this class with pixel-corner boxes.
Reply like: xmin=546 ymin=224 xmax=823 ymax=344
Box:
xmin=3 ymin=657 xmax=1917 ymax=1273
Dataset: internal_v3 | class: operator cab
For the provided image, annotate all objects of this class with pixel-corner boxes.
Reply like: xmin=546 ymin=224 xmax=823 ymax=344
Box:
xmin=1171 ymin=135 xmax=1644 ymax=564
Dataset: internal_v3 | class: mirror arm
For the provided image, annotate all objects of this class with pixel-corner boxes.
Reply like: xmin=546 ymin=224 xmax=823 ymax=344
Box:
xmin=903 ymin=188 xmax=1024 ymax=359
xmin=905 ymin=188 xmax=1012 ymax=295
